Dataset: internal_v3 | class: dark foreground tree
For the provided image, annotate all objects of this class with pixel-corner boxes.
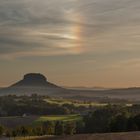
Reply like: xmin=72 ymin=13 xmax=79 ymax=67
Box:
xmin=76 ymin=121 xmax=85 ymax=134
xmin=32 ymin=126 xmax=43 ymax=136
xmin=12 ymin=130 xmax=17 ymax=140
xmin=19 ymin=126 xmax=29 ymax=137
xmin=55 ymin=121 xmax=64 ymax=135
xmin=43 ymin=121 xmax=55 ymax=135
xmin=0 ymin=125 xmax=4 ymax=136
xmin=5 ymin=130 xmax=11 ymax=140
xmin=110 ymin=114 xmax=129 ymax=132
xmin=64 ymin=122 xmax=76 ymax=135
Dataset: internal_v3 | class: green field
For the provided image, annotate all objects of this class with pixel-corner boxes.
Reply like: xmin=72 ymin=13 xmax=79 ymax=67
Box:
xmin=44 ymin=98 xmax=107 ymax=107
xmin=0 ymin=114 xmax=82 ymax=128
xmin=35 ymin=114 xmax=82 ymax=124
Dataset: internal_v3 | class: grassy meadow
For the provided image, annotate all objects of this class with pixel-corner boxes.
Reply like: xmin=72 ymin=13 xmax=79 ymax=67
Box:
xmin=44 ymin=98 xmax=108 ymax=107
xmin=0 ymin=114 xmax=82 ymax=128
xmin=34 ymin=114 xmax=82 ymax=125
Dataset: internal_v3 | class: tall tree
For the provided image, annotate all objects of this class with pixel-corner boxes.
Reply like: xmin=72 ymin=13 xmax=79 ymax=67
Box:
xmin=55 ymin=121 xmax=64 ymax=135
xmin=0 ymin=125 xmax=4 ymax=136
xmin=43 ymin=121 xmax=55 ymax=135
xmin=64 ymin=122 xmax=76 ymax=135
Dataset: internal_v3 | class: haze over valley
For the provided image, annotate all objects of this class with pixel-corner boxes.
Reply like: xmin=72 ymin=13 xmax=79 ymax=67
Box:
xmin=0 ymin=73 xmax=140 ymax=103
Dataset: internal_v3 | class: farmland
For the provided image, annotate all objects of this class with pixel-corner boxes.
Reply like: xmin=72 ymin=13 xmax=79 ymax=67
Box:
xmin=0 ymin=116 xmax=38 ymax=128
xmin=0 ymin=114 xmax=82 ymax=128
xmin=35 ymin=114 xmax=82 ymax=124
xmin=44 ymin=98 xmax=108 ymax=107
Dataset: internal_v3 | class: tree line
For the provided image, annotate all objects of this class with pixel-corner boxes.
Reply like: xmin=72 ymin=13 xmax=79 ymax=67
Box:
xmin=84 ymin=105 xmax=140 ymax=133
xmin=0 ymin=121 xmax=79 ymax=139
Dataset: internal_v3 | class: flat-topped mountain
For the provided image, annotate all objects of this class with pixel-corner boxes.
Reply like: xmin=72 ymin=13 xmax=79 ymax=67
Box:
xmin=0 ymin=73 xmax=67 ymax=96
xmin=11 ymin=73 xmax=58 ymax=88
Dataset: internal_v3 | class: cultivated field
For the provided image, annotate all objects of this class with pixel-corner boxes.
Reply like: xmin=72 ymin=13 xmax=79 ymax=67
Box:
xmin=44 ymin=98 xmax=108 ymax=107
xmin=35 ymin=114 xmax=82 ymax=124
xmin=0 ymin=116 xmax=38 ymax=128
xmin=0 ymin=114 xmax=82 ymax=128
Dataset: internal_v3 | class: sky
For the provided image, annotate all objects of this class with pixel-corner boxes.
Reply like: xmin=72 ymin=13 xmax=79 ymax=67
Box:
xmin=1 ymin=0 xmax=140 ymax=88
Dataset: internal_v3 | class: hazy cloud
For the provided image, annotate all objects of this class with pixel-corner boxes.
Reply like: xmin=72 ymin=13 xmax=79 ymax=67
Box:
xmin=0 ymin=0 xmax=140 ymax=59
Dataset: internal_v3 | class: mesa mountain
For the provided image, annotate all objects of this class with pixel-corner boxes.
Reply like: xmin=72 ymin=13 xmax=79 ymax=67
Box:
xmin=0 ymin=73 xmax=67 ymax=96
xmin=11 ymin=73 xmax=59 ymax=88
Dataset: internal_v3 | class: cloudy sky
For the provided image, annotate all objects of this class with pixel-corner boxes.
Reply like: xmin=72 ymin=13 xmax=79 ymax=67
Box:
xmin=1 ymin=0 xmax=140 ymax=88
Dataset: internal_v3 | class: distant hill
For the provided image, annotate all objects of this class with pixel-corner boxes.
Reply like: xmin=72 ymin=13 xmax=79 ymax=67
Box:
xmin=11 ymin=73 xmax=60 ymax=88
xmin=66 ymin=86 xmax=110 ymax=91
xmin=69 ymin=87 xmax=140 ymax=101
xmin=0 ymin=73 xmax=67 ymax=96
